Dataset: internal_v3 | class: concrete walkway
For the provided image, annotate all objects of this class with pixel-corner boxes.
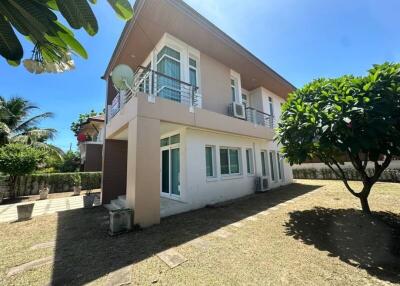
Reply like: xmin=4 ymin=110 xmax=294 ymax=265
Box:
xmin=0 ymin=195 xmax=101 ymax=223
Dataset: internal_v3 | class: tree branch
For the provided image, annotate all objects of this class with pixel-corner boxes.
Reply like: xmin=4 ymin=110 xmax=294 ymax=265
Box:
xmin=347 ymin=151 xmax=369 ymax=183
xmin=320 ymin=156 xmax=360 ymax=197
xmin=371 ymin=154 xmax=392 ymax=183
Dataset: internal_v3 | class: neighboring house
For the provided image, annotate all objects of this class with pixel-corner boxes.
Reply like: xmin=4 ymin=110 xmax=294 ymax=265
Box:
xmin=77 ymin=115 xmax=104 ymax=172
xmin=101 ymin=0 xmax=296 ymax=227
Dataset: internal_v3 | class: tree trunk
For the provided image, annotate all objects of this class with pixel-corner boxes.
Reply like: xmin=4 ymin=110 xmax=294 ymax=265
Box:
xmin=359 ymin=195 xmax=371 ymax=214
xmin=8 ymin=176 xmax=17 ymax=199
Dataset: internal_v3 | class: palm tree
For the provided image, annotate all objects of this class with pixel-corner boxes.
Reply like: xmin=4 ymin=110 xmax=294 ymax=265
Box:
xmin=0 ymin=96 xmax=63 ymax=157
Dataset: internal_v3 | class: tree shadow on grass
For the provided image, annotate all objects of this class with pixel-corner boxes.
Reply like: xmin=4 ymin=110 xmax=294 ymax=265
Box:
xmin=51 ymin=182 xmax=321 ymax=285
xmin=284 ymin=207 xmax=400 ymax=283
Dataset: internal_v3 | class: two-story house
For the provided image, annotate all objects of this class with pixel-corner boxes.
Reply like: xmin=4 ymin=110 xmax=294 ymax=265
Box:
xmin=77 ymin=114 xmax=104 ymax=172
xmin=101 ymin=0 xmax=295 ymax=227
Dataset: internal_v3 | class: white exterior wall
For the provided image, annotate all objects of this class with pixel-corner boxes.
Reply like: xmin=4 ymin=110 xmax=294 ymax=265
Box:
xmin=181 ymin=128 xmax=292 ymax=210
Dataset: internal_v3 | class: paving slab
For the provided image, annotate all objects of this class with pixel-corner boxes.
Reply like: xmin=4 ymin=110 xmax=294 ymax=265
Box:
xmin=157 ymin=248 xmax=187 ymax=268
xmin=231 ymin=221 xmax=243 ymax=228
xmin=105 ymin=265 xmax=132 ymax=286
xmin=30 ymin=241 xmax=56 ymax=250
xmin=245 ymin=216 xmax=258 ymax=221
xmin=211 ymin=229 xmax=232 ymax=238
xmin=188 ymin=237 xmax=211 ymax=251
xmin=259 ymin=211 xmax=270 ymax=216
xmin=7 ymin=256 xmax=54 ymax=277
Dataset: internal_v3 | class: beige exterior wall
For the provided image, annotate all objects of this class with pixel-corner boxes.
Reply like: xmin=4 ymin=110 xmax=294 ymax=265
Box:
xmin=106 ymin=93 xmax=275 ymax=142
xmin=126 ymin=116 xmax=161 ymax=227
xmin=200 ymin=53 xmax=232 ymax=115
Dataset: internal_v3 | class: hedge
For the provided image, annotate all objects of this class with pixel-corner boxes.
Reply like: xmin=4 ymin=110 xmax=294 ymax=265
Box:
xmin=293 ymin=167 xmax=400 ymax=183
xmin=0 ymin=172 xmax=102 ymax=197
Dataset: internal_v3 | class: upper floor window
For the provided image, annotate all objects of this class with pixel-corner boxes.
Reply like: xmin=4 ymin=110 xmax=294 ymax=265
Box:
xmin=157 ymin=46 xmax=181 ymax=101
xmin=231 ymin=79 xmax=237 ymax=102
xmin=242 ymin=93 xmax=248 ymax=108
xmin=268 ymin=96 xmax=274 ymax=116
xmin=189 ymin=57 xmax=197 ymax=87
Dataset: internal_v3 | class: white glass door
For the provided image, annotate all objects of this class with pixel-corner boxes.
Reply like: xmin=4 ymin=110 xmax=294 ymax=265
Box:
xmin=160 ymin=146 xmax=180 ymax=197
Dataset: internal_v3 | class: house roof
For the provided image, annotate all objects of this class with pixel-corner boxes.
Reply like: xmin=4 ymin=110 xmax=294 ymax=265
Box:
xmin=87 ymin=114 xmax=105 ymax=123
xmin=103 ymin=0 xmax=295 ymax=98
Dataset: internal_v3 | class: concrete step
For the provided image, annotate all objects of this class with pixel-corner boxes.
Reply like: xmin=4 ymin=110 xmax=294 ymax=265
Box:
xmin=110 ymin=197 xmax=127 ymax=210
xmin=104 ymin=203 xmax=119 ymax=211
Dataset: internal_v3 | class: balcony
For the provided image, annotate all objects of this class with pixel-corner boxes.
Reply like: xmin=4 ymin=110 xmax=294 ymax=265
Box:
xmin=107 ymin=66 xmax=201 ymax=122
xmin=245 ymin=107 xmax=275 ymax=129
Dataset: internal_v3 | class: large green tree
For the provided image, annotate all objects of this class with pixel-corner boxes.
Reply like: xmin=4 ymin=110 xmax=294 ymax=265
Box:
xmin=0 ymin=96 xmax=63 ymax=156
xmin=277 ymin=62 xmax=400 ymax=214
xmin=0 ymin=0 xmax=133 ymax=73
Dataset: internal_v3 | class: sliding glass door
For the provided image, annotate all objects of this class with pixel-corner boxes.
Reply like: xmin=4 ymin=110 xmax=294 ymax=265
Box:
xmin=160 ymin=141 xmax=180 ymax=197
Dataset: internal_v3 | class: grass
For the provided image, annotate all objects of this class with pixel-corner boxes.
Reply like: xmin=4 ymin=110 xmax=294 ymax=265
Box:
xmin=0 ymin=180 xmax=399 ymax=285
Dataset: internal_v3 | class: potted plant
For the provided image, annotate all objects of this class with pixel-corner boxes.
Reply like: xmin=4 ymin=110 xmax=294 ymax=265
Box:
xmin=72 ymin=173 xmax=81 ymax=196
xmin=39 ymin=179 xmax=49 ymax=200
xmin=17 ymin=203 xmax=35 ymax=220
xmin=83 ymin=175 xmax=97 ymax=208
xmin=83 ymin=189 xmax=95 ymax=208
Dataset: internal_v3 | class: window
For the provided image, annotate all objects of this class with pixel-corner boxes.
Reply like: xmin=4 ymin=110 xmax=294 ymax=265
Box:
xmin=245 ymin=148 xmax=254 ymax=174
xmin=157 ymin=46 xmax=181 ymax=102
xmin=242 ymin=93 xmax=248 ymax=108
xmin=220 ymin=147 xmax=241 ymax=175
xmin=205 ymin=146 xmax=216 ymax=177
xmin=277 ymin=153 xmax=283 ymax=180
xmin=189 ymin=57 xmax=197 ymax=87
xmin=231 ymin=79 xmax=237 ymax=102
xmin=268 ymin=96 xmax=274 ymax=127
xmin=139 ymin=63 xmax=151 ymax=94
xmin=160 ymin=134 xmax=180 ymax=147
xmin=268 ymin=96 xmax=274 ymax=116
xmin=261 ymin=151 xmax=267 ymax=176
xmin=269 ymin=151 xmax=275 ymax=181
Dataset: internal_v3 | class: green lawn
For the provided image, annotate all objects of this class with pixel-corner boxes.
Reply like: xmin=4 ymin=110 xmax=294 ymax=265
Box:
xmin=0 ymin=180 xmax=399 ymax=285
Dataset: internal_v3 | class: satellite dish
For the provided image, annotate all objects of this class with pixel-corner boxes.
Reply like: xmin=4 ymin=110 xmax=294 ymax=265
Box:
xmin=111 ymin=64 xmax=134 ymax=91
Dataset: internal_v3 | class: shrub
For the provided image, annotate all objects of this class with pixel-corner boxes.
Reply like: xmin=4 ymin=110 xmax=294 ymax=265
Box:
xmin=293 ymin=167 xmax=400 ymax=183
xmin=71 ymin=173 xmax=81 ymax=187
xmin=58 ymin=151 xmax=81 ymax=172
xmin=0 ymin=143 xmax=46 ymax=198
xmin=80 ymin=172 xmax=101 ymax=190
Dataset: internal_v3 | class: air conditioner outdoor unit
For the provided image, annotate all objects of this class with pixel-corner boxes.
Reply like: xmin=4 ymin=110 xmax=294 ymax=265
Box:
xmin=255 ymin=176 xmax=269 ymax=192
xmin=109 ymin=208 xmax=132 ymax=236
xmin=228 ymin=102 xmax=246 ymax=119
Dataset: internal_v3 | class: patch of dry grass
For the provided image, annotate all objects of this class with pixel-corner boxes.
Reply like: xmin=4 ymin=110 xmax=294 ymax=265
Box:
xmin=0 ymin=180 xmax=398 ymax=285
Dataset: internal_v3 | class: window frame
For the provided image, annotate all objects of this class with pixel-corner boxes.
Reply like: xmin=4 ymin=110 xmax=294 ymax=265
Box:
xmin=269 ymin=150 xmax=276 ymax=182
xmin=230 ymin=78 xmax=237 ymax=102
xmin=245 ymin=148 xmax=254 ymax=175
xmin=219 ymin=147 xmax=242 ymax=176
xmin=205 ymin=145 xmax=216 ymax=179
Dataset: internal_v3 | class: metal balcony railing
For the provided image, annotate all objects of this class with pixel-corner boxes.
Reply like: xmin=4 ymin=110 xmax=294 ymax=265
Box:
xmin=245 ymin=107 xmax=275 ymax=129
xmin=107 ymin=66 xmax=200 ymax=122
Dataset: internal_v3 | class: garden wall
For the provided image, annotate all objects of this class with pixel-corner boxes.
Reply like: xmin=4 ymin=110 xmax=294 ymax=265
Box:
xmin=1 ymin=172 xmax=102 ymax=197
xmin=293 ymin=167 xmax=400 ymax=183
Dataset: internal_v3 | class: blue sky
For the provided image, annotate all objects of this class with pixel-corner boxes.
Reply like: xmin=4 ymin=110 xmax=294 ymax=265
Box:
xmin=0 ymin=0 xmax=399 ymax=151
